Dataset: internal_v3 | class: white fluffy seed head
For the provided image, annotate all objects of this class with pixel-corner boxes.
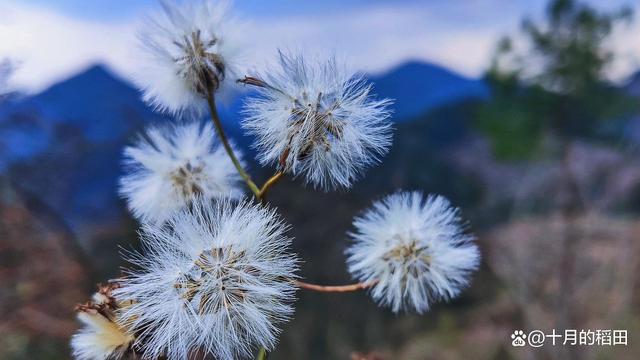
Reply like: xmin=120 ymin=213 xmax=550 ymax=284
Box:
xmin=114 ymin=198 xmax=299 ymax=360
xmin=346 ymin=191 xmax=480 ymax=314
xmin=242 ymin=51 xmax=393 ymax=190
xmin=119 ymin=121 xmax=244 ymax=224
xmin=135 ymin=0 xmax=243 ymax=117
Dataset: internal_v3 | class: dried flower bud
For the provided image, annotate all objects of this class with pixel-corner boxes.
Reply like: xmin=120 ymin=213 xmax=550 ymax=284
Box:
xmin=71 ymin=282 xmax=136 ymax=360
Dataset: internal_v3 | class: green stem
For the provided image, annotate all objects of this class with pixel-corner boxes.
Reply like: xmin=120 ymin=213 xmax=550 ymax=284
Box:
xmin=256 ymin=347 xmax=268 ymax=360
xmin=205 ymin=91 xmax=261 ymax=198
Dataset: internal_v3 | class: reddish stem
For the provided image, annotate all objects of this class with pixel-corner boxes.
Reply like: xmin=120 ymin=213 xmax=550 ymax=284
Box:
xmin=294 ymin=280 xmax=377 ymax=293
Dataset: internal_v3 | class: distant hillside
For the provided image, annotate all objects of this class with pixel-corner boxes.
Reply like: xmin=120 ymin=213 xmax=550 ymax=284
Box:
xmin=626 ymin=70 xmax=640 ymax=98
xmin=0 ymin=65 xmax=167 ymax=168
xmin=2 ymin=65 xmax=159 ymax=140
xmin=0 ymin=65 xmax=165 ymax=230
xmin=368 ymin=61 xmax=489 ymax=121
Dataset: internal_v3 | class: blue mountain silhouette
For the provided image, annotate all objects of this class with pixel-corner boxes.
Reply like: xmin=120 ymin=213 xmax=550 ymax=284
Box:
xmin=1 ymin=61 xmax=488 ymax=157
xmin=0 ymin=65 xmax=167 ymax=167
xmin=368 ymin=61 xmax=488 ymax=120
xmin=625 ymin=69 xmax=640 ymax=97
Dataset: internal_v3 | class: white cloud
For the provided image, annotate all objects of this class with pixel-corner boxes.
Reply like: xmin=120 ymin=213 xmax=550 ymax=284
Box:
xmin=608 ymin=9 xmax=640 ymax=82
xmin=0 ymin=1 xmax=138 ymax=92
xmin=241 ymin=4 xmax=501 ymax=78
xmin=0 ymin=0 xmax=637 ymax=93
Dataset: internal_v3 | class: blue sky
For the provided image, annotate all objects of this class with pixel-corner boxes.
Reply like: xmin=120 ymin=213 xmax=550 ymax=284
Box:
xmin=15 ymin=0 xmax=440 ymax=20
xmin=1 ymin=0 xmax=638 ymax=92
xmin=14 ymin=0 xmax=633 ymax=25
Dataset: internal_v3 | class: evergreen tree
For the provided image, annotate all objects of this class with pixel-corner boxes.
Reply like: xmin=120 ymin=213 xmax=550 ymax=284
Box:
xmin=478 ymin=0 xmax=634 ymax=160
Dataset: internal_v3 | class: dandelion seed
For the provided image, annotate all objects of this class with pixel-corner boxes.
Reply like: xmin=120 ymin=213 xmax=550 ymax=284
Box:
xmin=114 ymin=198 xmax=298 ymax=360
xmin=242 ymin=51 xmax=393 ymax=190
xmin=345 ymin=192 xmax=480 ymax=313
xmin=119 ymin=121 xmax=244 ymax=224
xmin=135 ymin=0 xmax=243 ymax=117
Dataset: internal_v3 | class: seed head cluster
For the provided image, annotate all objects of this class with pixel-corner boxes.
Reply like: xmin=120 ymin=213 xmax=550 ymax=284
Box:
xmin=71 ymin=0 xmax=480 ymax=358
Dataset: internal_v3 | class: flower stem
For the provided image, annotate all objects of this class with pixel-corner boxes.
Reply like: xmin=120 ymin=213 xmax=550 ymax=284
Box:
xmin=205 ymin=91 xmax=261 ymax=198
xmin=294 ymin=279 xmax=377 ymax=293
xmin=256 ymin=347 xmax=268 ymax=360
xmin=258 ymin=171 xmax=284 ymax=199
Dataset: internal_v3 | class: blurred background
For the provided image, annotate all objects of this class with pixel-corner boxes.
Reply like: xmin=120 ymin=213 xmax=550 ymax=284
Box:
xmin=1 ymin=0 xmax=640 ymax=359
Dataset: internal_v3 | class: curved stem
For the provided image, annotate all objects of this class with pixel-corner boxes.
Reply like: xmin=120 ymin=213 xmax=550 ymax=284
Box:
xmin=258 ymin=171 xmax=284 ymax=199
xmin=205 ymin=91 xmax=261 ymax=198
xmin=294 ymin=279 xmax=377 ymax=293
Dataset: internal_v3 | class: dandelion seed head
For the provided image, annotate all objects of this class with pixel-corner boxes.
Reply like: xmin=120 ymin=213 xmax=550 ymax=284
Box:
xmin=135 ymin=0 xmax=243 ymax=117
xmin=346 ymin=192 xmax=480 ymax=313
xmin=114 ymin=198 xmax=298 ymax=360
xmin=119 ymin=121 xmax=244 ymax=224
xmin=242 ymin=51 xmax=393 ymax=190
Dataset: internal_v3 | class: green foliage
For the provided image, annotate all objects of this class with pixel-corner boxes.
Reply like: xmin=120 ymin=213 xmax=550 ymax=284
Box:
xmin=477 ymin=0 xmax=635 ymax=160
xmin=523 ymin=0 xmax=631 ymax=94
xmin=477 ymin=72 xmax=552 ymax=160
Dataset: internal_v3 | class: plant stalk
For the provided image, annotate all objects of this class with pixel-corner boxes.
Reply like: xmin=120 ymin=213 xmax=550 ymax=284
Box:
xmin=258 ymin=171 xmax=284 ymax=199
xmin=256 ymin=347 xmax=268 ymax=360
xmin=205 ymin=91 xmax=261 ymax=198
xmin=294 ymin=280 xmax=377 ymax=293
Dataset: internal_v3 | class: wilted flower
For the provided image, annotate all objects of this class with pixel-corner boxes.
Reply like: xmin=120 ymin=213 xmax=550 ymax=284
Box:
xmin=119 ymin=121 xmax=244 ymax=224
xmin=115 ymin=198 xmax=298 ymax=360
xmin=135 ymin=0 xmax=242 ymax=116
xmin=242 ymin=52 xmax=393 ymax=190
xmin=71 ymin=283 xmax=136 ymax=360
xmin=345 ymin=192 xmax=480 ymax=313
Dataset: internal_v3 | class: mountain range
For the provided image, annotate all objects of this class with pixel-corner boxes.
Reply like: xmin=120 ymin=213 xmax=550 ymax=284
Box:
xmin=1 ymin=61 xmax=488 ymax=150
xmin=368 ymin=61 xmax=488 ymax=120
xmin=0 ymin=61 xmax=488 ymax=232
xmin=1 ymin=61 xmax=638 ymax=240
